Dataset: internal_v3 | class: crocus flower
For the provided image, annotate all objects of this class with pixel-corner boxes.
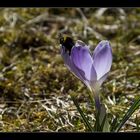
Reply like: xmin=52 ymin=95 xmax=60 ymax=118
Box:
xmin=61 ymin=39 xmax=112 ymax=110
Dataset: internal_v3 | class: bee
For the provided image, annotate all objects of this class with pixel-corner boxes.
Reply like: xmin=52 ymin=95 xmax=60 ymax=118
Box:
xmin=59 ymin=33 xmax=75 ymax=55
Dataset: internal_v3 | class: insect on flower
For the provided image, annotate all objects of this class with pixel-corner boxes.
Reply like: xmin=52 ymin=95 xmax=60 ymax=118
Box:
xmin=59 ymin=34 xmax=75 ymax=55
xmin=60 ymin=34 xmax=112 ymax=110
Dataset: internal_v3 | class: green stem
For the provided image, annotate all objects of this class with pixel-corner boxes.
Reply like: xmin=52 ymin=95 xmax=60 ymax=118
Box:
xmin=87 ymin=90 xmax=96 ymax=108
xmin=91 ymin=85 xmax=101 ymax=113
xmin=94 ymin=92 xmax=101 ymax=112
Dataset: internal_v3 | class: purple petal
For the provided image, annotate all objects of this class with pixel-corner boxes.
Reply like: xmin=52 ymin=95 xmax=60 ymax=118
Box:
xmin=92 ymin=40 xmax=112 ymax=80
xmin=97 ymin=72 xmax=109 ymax=86
xmin=60 ymin=46 xmax=90 ymax=87
xmin=71 ymin=43 xmax=97 ymax=82
xmin=92 ymin=40 xmax=105 ymax=58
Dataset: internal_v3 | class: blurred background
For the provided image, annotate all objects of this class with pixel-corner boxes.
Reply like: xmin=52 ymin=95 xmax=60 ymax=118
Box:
xmin=0 ymin=8 xmax=139 ymax=132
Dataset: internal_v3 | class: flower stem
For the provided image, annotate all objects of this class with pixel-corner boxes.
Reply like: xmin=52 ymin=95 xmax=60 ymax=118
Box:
xmin=94 ymin=91 xmax=101 ymax=112
xmin=87 ymin=87 xmax=101 ymax=114
xmin=91 ymin=84 xmax=101 ymax=113
xmin=87 ymin=90 xmax=96 ymax=108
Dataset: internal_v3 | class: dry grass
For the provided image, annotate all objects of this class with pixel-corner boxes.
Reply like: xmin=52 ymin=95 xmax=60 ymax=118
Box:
xmin=0 ymin=8 xmax=139 ymax=132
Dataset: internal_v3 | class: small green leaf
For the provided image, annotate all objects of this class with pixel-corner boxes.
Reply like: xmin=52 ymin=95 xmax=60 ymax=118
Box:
xmin=94 ymin=104 xmax=110 ymax=132
xmin=100 ymin=104 xmax=110 ymax=132
xmin=102 ymin=116 xmax=110 ymax=132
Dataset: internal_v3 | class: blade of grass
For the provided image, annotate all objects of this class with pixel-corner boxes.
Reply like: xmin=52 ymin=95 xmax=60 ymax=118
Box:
xmin=136 ymin=115 xmax=140 ymax=131
xmin=70 ymin=95 xmax=94 ymax=132
xmin=115 ymin=97 xmax=140 ymax=132
xmin=110 ymin=116 xmax=119 ymax=132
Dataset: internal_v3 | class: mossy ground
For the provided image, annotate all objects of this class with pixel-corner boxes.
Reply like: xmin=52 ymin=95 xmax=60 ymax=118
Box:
xmin=0 ymin=8 xmax=139 ymax=132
